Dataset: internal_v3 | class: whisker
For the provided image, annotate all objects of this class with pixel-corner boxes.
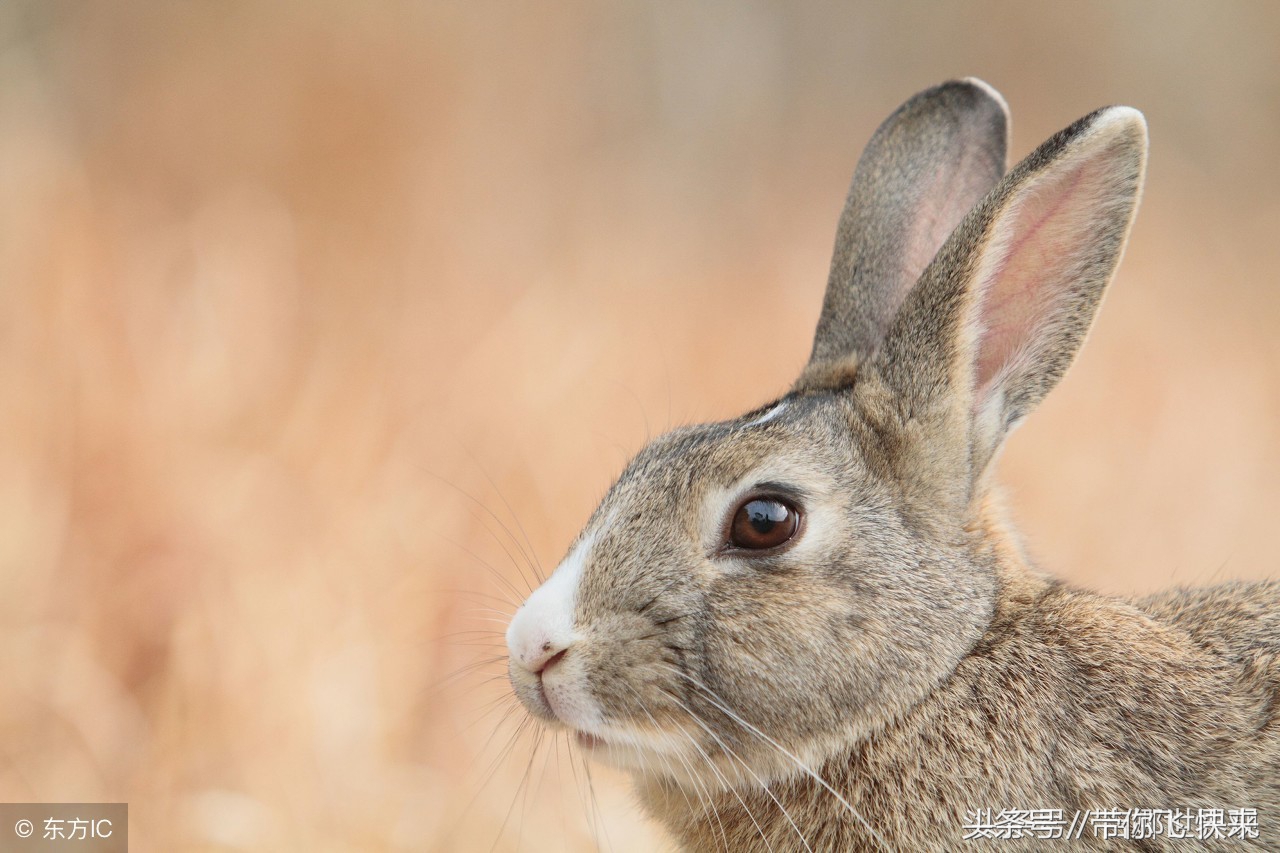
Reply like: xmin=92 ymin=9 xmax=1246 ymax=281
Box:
xmin=589 ymin=430 xmax=634 ymax=468
xmin=679 ymin=717 xmax=774 ymax=851
xmin=423 ymin=467 xmax=542 ymax=592
xmin=436 ymin=628 xmax=506 ymax=640
xmin=489 ymin=727 xmax=544 ymax=853
xmin=661 ymin=687 xmax=813 ymax=852
xmin=447 ymin=641 xmax=509 ymax=651
xmin=459 ymin=611 xmax=518 ymax=625
xmin=440 ymin=710 xmax=533 ymax=847
xmin=562 ymin=733 xmax=599 ymax=852
xmin=460 ymin=671 xmax=519 ymax=697
xmin=636 ymin=576 xmax=683 ymax=616
xmin=666 ymin=715 xmax=739 ymax=852
xmin=436 ymin=534 xmax=527 ymax=606
xmin=519 ymin=728 xmax=556 ymax=852
xmin=461 ymin=692 xmax=521 ymax=732
xmin=661 ymin=665 xmax=892 ymax=852
xmin=470 ymin=508 xmax=541 ymax=595
xmin=608 ymin=378 xmax=651 ymax=444
xmin=475 ymin=706 xmax=530 ymax=772
xmin=458 ymin=448 xmax=548 ymax=583
xmin=554 ymin=735 xmax=569 ymax=853
xmin=613 ymin=681 xmax=767 ymax=851
xmin=580 ymin=752 xmax=615 ymax=853
xmin=425 ymin=654 xmax=509 ymax=698
xmin=619 ymin=683 xmax=729 ymax=853
xmin=446 ymin=588 xmax=519 ymax=613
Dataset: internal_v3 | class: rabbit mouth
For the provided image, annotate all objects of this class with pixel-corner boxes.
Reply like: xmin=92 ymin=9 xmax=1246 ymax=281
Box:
xmin=570 ymin=727 xmax=670 ymax=774
xmin=571 ymin=723 xmax=657 ymax=756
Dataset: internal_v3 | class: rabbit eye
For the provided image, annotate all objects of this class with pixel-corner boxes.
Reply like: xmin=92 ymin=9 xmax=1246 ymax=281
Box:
xmin=728 ymin=497 xmax=800 ymax=551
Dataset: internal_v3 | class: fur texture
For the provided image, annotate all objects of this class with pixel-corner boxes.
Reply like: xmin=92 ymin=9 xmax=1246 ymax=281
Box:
xmin=505 ymin=79 xmax=1280 ymax=851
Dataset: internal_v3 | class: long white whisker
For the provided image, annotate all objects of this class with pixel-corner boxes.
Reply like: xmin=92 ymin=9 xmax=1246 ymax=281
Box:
xmin=554 ymin=735 xmax=569 ymax=853
xmin=662 ymin=665 xmax=893 ymax=853
xmin=438 ymin=534 xmax=527 ymax=606
xmin=562 ymin=733 xmax=599 ymax=852
xmin=462 ymin=691 xmax=520 ymax=732
xmin=618 ymin=691 xmax=698 ymax=810
xmin=470 ymin=506 xmax=541 ymax=594
xmin=649 ymin=697 xmax=773 ymax=852
xmin=457 ymin=449 xmax=547 ymax=584
xmin=580 ymin=752 xmax=615 ymax=852
xmin=459 ymin=608 xmax=519 ymax=622
xmin=424 ymin=466 xmax=545 ymax=588
xmin=661 ymin=687 xmax=814 ymax=853
xmin=488 ymin=727 xmax=543 ymax=852
xmin=447 ymin=588 xmax=519 ymax=612
xmin=618 ymin=684 xmax=729 ymax=853
xmin=426 ymin=654 xmax=509 ymax=699
xmin=665 ymin=721 xmax=736 ymax=853
xmin=441 ymin=710 xmax=532 ymax=847
xmin=521 ymin=730 xmax=557 ymax=852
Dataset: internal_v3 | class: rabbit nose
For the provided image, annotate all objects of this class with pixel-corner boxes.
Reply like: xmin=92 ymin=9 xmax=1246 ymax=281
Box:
xmin=527 ymin=642 xmax=569 ymax=675
xmin=505 ymin=533 xmax=593 ymax=676
xmin=505 ymin=602 xmax=576 ymax=675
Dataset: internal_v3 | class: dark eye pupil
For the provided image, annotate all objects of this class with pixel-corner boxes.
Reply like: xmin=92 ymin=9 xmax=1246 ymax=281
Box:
xmin=730 ymin=498 xmax=799 ymax=550
xmin=748 ymin=501 xmax=786 ymax=533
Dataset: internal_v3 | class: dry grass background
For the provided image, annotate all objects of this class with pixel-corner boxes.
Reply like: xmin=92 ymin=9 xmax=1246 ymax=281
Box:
xmin=0 ymin=2 xmax=1277 ymax=851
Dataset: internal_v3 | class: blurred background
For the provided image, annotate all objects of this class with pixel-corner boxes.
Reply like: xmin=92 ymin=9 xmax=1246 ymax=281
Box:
xmin=0 ymin=2 xmax=1276 ymax=850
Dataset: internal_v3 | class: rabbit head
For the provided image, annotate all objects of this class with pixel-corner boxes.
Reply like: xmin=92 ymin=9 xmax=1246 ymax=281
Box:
xmin=505 ymin=78 xmax=1147 ymax=791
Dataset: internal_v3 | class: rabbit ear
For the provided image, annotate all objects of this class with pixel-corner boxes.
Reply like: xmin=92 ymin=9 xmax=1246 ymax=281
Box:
xmin=798 ymin=79 xmax=1009 ymax=390
xmin=875 ymin=105 xmax=1148 ymax=491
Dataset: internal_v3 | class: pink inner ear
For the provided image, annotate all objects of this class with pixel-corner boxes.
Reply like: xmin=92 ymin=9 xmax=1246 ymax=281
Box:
xmin=901 ymin=148 xmax=1007 ymax=321
xmin=973 ymin=159 xmax=1096 ymax=397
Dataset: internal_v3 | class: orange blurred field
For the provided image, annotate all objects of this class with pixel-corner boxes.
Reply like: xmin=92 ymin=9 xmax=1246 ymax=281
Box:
xmin=0 ymin=3 xmax=1277 ymax=851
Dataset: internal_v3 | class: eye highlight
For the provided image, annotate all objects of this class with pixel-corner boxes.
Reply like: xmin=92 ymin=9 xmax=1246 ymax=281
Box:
xmin=727 ymin=496 xmax=801 ymax=552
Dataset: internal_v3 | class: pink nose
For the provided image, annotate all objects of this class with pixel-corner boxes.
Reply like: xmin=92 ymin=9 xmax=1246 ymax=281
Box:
xmin=526 ymin=641 xmax=569 ymax=675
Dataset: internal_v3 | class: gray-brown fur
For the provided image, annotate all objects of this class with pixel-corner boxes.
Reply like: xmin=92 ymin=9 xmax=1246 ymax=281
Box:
xmin=810 ymin=78 xmax=1009 ymax=368
xmin=508 ymin=79 xmax=1280 ymax=851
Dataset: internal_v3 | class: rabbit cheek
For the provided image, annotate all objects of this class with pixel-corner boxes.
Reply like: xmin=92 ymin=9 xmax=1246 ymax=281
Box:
xmin=573 ymin=612 xmax=684 ymax=723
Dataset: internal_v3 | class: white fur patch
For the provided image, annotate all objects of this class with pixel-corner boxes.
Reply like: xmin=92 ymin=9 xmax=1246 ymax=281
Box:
xmin=506 ymin=533 xmax=594 ymax=671
xmin=741 ymin=400 xmax=788 ymax=429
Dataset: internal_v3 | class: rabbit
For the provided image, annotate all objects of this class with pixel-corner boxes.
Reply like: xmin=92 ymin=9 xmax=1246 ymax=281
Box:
xmin=503 ymin=78 xmax=1280 ymax=851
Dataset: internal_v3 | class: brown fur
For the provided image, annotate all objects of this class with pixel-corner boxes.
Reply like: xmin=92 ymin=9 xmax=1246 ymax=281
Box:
xmin=639 ymin=503 xmax=1280 ymax=851
xmin=507 ymin=79 xmax=1280 ymax=851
